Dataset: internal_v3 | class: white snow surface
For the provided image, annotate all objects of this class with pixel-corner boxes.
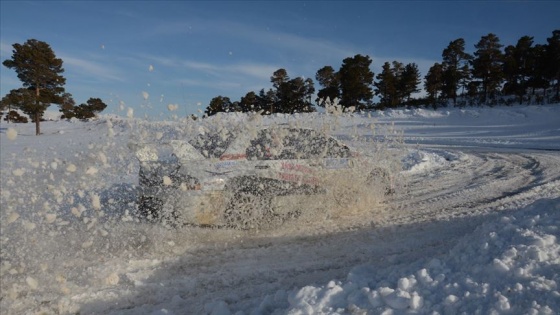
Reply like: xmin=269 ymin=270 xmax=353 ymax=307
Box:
xmin=1 ymin=105 xmax=560 ymax=315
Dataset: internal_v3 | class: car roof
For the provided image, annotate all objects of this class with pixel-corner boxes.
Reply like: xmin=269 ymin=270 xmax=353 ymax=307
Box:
xmin=220 ymin=127 xmax=350 ymax=160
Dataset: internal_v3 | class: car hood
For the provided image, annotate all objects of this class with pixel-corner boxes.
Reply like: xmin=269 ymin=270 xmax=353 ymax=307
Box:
xmin=128 ymin=140 xmax=206 ymax=162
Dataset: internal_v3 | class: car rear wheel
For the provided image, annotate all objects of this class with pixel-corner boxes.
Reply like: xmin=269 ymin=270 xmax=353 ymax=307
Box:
xmin=224 ymin=192 xmax=277 ymax=229
xmin=224 ymin=191 xmax=285 ymax=230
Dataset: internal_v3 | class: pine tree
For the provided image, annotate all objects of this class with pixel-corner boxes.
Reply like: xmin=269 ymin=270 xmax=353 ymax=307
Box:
xmin=1 ymin=88 xmax=36 ymax=122
xmin=374 ymin=62 xmax=398 ymax=108
xmin=59 ymin=92 xmax=77 ymax=119
xmin=269 ymin=69 xmax=315 ymax=114
xmin=239 ymin=91 xmax=258 ymax=113
xmin=401 ymin=63 xmax=421 ymax=103
xmin=303 ymin=78 xmax=316 ymax=112
xmin=256 ymin=89 xmax=276 ymax=114
xmin=204 ymin=96 xmax=232 ymax=116
xmin=527 ymin=44 xmax=549 ymax=98
xmin=270 ymin=69 xmax=288 ymax=113
xmin=271 ymin=68 xmax=289 ymax=91
xmin=471 ymin=33 xmax=504 ymax=103
xmin=315 ymin=66 xmax=340 ymax=106
xmin=2 ymin=39 xmax=67 ymax=135
xmin=424 ymin=63 xmax=444 ymax=108
xmin=441 ymin=38 xmax=472 ymax=105
xmin=503 ymin=36 xmax=535 ymax=104
xmin=392 ymin=61 xmax=405 ymax=105
xmin=338 ymin=54 xmax=374 ymax=110
xmin=79 ymin=98 xmax=108 ymax=119
xmin=288 ymin=77 xmax=312 ymax=113
xmin=544 ymin=30 xmax=560 ymax=100
xmin=374 ymin=61 xmax=419 ymax=108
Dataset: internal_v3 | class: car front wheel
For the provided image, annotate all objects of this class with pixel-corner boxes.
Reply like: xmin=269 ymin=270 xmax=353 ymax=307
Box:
xmin=224 ymin=192 xmax=275 ymax=229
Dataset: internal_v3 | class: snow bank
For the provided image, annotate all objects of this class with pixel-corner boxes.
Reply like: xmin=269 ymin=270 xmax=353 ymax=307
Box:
xmin=401 ymin=149 xmax=466 ymax=174
xmin=249 ymin=198 xmax=560 ymax=314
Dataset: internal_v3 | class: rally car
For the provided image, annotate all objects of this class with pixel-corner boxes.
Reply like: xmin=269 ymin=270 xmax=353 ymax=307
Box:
xmin=130 ymin=127 xmax=393 ymax=229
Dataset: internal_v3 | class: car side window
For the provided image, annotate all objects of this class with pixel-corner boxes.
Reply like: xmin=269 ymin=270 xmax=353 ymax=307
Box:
xmin=325 ymin=137 xmax=351 ymax=158
xmin=246 ymin=129 xmax=275 ymax=160
xmin=189 ymin=130 xmax=234 ymax=158
xmin=246 ymin=129 xmax=350 ymax=160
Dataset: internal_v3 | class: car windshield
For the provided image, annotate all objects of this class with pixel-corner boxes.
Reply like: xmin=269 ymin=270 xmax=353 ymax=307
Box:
xmin=189 ymin=129 xmax=235 ymax=158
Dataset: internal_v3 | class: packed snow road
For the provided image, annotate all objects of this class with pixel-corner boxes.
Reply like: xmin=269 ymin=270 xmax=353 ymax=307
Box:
xmin=390 ymin=149 xmax=560 ymax=225
xmin=60 ymin=147 xmax=560 ymax=314
xmin=1 ymin=105 xmax=559 ymax=314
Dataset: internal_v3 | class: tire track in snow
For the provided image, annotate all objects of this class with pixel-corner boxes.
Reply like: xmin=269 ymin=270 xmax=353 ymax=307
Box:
xmin=73 ymin=151 xmax=560 ymax=314
xmin=385 ymin=151 xmax=560 ymax=225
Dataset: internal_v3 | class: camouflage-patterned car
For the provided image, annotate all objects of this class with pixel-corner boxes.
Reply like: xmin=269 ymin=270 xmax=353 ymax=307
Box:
xmin=130 ymin=127 xmax=393 ymax=229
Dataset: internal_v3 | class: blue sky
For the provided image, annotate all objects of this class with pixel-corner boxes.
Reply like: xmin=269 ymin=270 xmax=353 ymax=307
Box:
xmin=1 ymin=1 xmax=559 ymax=119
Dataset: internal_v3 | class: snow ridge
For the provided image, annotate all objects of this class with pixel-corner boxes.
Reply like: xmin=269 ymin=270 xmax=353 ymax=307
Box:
xmin=280 ymin=198 xmax=559 ymax=315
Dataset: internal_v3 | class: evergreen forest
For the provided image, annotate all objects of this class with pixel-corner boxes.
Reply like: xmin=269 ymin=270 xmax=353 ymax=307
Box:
xmin=205 ymin=30 xmax=560 ymax=116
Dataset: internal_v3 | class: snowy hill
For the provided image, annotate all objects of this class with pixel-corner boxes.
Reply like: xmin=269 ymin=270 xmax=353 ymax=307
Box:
xmin=1 ymin=105 xmax=559 ymax=314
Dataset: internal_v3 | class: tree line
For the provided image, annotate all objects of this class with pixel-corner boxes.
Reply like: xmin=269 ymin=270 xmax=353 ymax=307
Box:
xmin=205 ymin=30 xmax=559 ymax=116
xmin=1 ymin=39 xmax=108 ymax=135
xmin=3 ymin=31 xmax=557 ymax=131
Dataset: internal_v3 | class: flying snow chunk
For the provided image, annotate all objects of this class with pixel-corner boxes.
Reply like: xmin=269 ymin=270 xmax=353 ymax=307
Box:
xmin=6 ymin=128 xmax=17 ymax=140
xmin=12 ymin=168 xmax=25 ymax=176
xmin=149 ymin=65 xmax=154 ymax=72
xmin=167 ymin=104 xmax=178 ymax=111
xmin=71 ymin=207 xmax=82 ymax=218
xmin=98 ymin=152 xmax=108 ymax=165
xmin=86 ymin=167 xmax=98 ymax=175
xmin=7 ymin=212 xmax=19 ymax=224
xmin=23 ymin=220 xmax=36 ymax=231
xmin=26 ymin=277 xmax=39 ymax=290
xmin=45 ymin=213 xmax=57 ymax=224
xmin=91 ymin=193 xmax=101 ymax=210
xmin=163 ymin=176 xmax=173 ymax=186
xmin=142 ymin=91 xmax=149 ymax=100
xmin=105 ymin=273 xmax=120 ymax=286
xmin=127 ymin=108 xmax=134 ymax=118
xmin=445 ymin=294 xmax=459 ymax=305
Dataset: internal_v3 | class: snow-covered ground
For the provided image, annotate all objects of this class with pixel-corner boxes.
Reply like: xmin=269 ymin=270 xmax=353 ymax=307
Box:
xmin=1 ymin=104 xmax=559 ymax=315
